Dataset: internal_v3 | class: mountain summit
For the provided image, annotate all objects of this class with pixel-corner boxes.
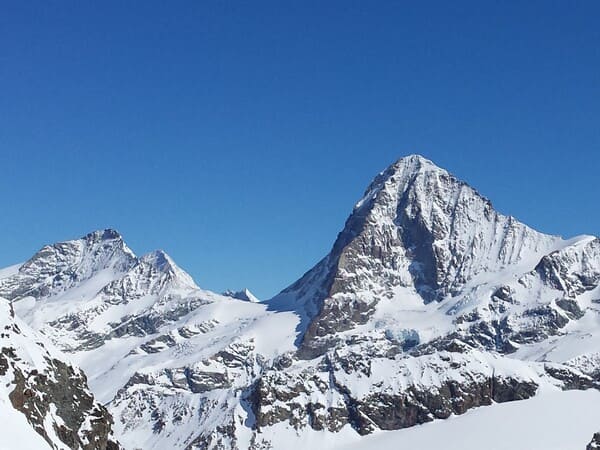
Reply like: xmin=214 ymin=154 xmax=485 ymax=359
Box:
xmin=271 ymin=155 xmax=561 ymax=356
xmin=223 ymin=288 xmax=260 ymax=303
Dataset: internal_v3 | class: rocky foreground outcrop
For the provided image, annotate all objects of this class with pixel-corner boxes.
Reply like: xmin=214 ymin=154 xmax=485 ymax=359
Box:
xmin=0 ymin=298 xmax=121 ymax=449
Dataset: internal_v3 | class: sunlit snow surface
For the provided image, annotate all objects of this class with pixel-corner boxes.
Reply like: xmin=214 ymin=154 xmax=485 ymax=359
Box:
xmin=0 ymin=398 xmax=51 ymax=450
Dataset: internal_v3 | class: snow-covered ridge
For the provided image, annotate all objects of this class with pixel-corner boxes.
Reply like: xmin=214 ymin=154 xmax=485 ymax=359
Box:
xmin=1 ymin=230 xmax=211 ymax=351
xmin=0 ymin=228 xmax=300 ymax=448
xmin=0 ymin=229 xmax=136 ymax=302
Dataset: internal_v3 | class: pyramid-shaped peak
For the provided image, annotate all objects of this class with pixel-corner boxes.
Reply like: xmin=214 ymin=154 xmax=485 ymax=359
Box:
xmin=275 ymin=154 xmax=563 ymax=357
xmin=223 ymin=288 xmax=260 ymax=303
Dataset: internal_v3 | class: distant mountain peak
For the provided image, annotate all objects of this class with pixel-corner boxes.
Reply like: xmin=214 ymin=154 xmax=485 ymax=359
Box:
xmin=0 ymin=229 xmax=137 ymax=302
xmin=223 ymin=288 xmax=260 ymax=303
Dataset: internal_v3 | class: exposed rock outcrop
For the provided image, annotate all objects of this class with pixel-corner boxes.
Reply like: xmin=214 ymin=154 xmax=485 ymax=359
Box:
xmin=0 ymin=298 xmax=121 ymax=449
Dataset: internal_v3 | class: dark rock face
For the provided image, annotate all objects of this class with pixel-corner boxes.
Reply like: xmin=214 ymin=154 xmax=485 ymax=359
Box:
xmin=185 ymin=421 xmax=241 ymax=450
xmin=124 ymin=366 xmax=231 ymax=394
xmin=7 ymin=356 xmax=120 ymax=450
xmin=414 ymin=305 xmax=574 ymax=357
xmin=555 ymin=298 xmax=585 ymax=319
xmin=348 ymin=376 xmax=538 ymax=434
xmin=544 ymin=364 xmax=598 ymax=391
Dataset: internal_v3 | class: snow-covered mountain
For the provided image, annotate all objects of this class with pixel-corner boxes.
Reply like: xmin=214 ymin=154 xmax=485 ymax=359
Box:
xmin=2 ymin=155 xmax=600 ymax=449
xmin=0 ymin=229 xmax=300 ymax=449
xmin=222 ymin=289 xmax=260 ymax=303
xmin=270 ymin=155 xmax=571 ymax=357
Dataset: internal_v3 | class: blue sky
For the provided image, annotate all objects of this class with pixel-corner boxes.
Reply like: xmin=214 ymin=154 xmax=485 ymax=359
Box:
xmin=1 ymin=1 xmax=599 ymax=298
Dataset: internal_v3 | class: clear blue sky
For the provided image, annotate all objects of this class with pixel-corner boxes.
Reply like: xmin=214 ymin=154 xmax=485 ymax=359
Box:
xmin=1 ymin=1 xmax=599 ymax=298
